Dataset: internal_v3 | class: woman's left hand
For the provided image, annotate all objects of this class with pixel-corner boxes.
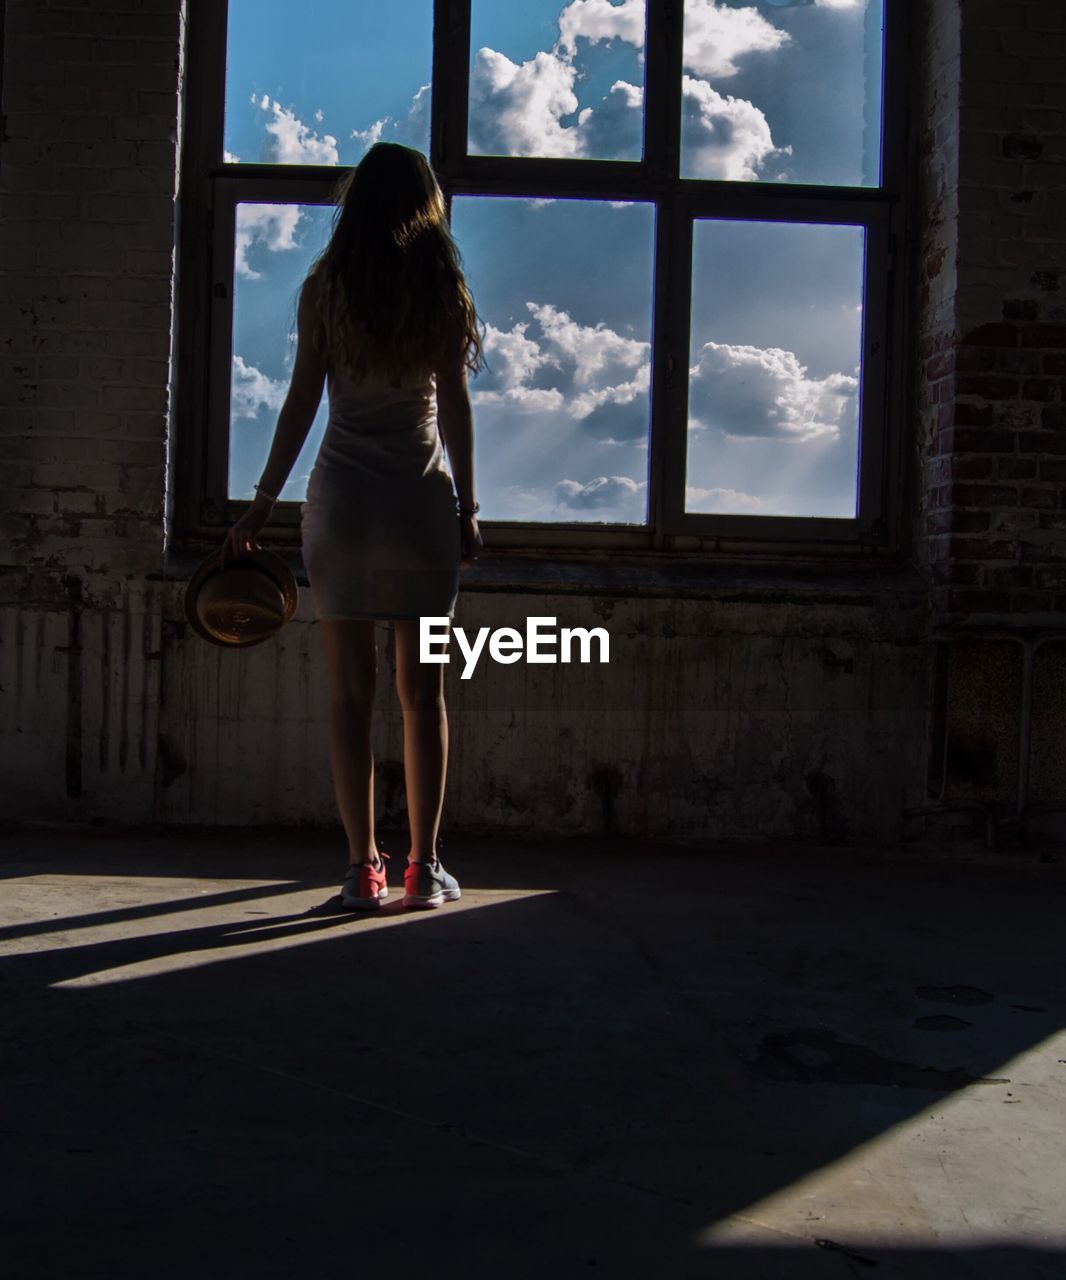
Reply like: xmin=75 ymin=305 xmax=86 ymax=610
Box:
xmin=220 ymin=505 xmax=270 ymax=567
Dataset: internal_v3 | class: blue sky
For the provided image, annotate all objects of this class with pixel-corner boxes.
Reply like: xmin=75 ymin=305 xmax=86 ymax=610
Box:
xmin=224 ymin=0 xmax=882 ymax=522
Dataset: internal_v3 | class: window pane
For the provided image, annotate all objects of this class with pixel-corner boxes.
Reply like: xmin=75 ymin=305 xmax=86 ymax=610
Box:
xmin=686 ymin=219 xmax=864 ymax=519
xmin=451 ymin=197 xmax=655 ymax=523
xmin=228 ymin=203 xmax=334 ymax=501
xmin=469 ymin=0 xmax=646 ymax=160
xmin=680 ymin=0 xmax=884 ymax=186
xmin=224 ymin=1 xmax=433 ymax=166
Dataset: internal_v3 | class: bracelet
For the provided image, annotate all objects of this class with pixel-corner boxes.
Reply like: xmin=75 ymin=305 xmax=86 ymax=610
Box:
xmin=457 ymin=500 xmax=480 ymax=515
xmin=253 ymin=482 xmax=279 ymax=503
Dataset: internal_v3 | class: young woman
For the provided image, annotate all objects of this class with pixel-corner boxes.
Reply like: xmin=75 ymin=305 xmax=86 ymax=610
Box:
xmin=220 ymin=142 xmax=483 ymax=911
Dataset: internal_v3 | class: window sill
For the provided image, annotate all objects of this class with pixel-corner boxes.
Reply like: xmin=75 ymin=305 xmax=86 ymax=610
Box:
xmin=155 ymin=547 xmax=929 ymax=610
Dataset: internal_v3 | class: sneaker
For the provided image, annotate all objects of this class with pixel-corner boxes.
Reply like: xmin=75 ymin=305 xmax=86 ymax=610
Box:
xmin=341 ymin=850 xmax=390 ymax=909
xmin=402 ymin=849 xmax=461 ymax=910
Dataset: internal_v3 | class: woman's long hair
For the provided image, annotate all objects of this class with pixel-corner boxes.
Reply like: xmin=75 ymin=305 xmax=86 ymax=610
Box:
xmin=305 ymin=143 xmax=482 ymax=385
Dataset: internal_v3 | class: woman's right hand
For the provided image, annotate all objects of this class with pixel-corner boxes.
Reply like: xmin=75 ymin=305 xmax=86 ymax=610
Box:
xmin=459 ymin=512 xmax=482 ymax=566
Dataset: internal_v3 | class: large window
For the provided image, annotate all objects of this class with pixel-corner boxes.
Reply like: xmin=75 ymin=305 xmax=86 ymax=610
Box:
xmin=174 ymin=0 xmax=908 ymax=555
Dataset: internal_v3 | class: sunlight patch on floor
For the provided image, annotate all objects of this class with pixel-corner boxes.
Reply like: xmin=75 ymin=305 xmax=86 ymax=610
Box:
xmin=0 ymin=872 xmax=555 ymax=990
xmin=694 ymin=1032 xmax=1066 ymax=1249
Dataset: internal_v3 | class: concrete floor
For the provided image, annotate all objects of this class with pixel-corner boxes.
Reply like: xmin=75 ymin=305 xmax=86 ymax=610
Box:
xmin=1 ymin=830 xmax=1064 ymax=1279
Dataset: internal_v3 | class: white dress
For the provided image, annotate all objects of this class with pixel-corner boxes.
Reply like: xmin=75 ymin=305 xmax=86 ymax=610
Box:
xmin=299 ymin=367 xmax=461 ymax=621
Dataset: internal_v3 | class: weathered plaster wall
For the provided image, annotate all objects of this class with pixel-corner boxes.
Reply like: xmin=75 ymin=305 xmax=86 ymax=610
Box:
xmin=0 ymin=580 xmax=930 ymax=841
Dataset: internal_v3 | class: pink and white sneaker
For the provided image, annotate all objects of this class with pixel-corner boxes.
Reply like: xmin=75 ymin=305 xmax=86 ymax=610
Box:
xmin=341 ymin=850 xmax=390 ymax=909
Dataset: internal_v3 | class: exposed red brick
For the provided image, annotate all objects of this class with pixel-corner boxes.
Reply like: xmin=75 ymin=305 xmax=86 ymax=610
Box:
xmin=951 ymin=483 xmax=1020 ymax=507
xmin=961 ymin=323 xmax=1017 ymax=348
xmin=955 ymin=375 xmax=1020 ymax=399
xmin=1037 ymin=567 xmax=1066 ymax=589
xmin=955 ymin=347 xmax=997 ymax=374
xmin=1020 ymin=543 xmax=1062 ymax=565
xmin=1025 ymin=481 xmax=1061 ymax=503
xmin=1044 ymin=353 xmax=1066 ymax=375
xmin=1011 ymin=593 xmax=1055 ymax=611
xmin=948 ymin=536 xmax=1019 ymax=560
xmin=952 ymin=400 xmax=997 ymax=426
xmin=942 ymin=427 xmax=1020 ymax=453
xmin=926 ymin=509 xmax=991 ymax=535
xmin=954 ymin=456 xmax=996 ymax=480
xmin=926 ymin=351 xmax=955 ymax=380
xmin=1002 ymin=132 xmax=1043 ymax=160
xmin=998 ymin=349 xmax=1043 ymax=375
xmin=1042 ymin=405 xmax=1066 ymax=429
xmin=1031 ymin=271 xmax=1060 ymax=293
xmin=1002 ymin=298 xmax=1039 ymax=322
xmin=997 ymin=457 xmax=1037 ymax=479
xmin=987 ymin=565 xmax=1034 ymax=589
xmin=944 ymin=588 xmax=1012 ymax=612
xmin=932 ymin=560 xmax=982 ymax=585
xmin=1021 ymin=379 xmax=1061 ymax=401
xmin=1021 ymin=324 xmax=1066 ymax=348
xmin=1019 ymin=431 xmax=1066 ymax=454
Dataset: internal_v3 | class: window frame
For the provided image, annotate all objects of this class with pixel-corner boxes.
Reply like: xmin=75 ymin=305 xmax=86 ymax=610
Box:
xmin=171 ymin=0 xmax=913 ymax=560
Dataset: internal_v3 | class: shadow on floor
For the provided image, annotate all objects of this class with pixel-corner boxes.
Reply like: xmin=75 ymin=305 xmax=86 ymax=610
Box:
xmin=1 ymin=828 xmax=1064 ymax=1278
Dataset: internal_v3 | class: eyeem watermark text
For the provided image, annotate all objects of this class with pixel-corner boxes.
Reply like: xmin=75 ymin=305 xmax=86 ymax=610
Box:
xmin=420 ymin=616 xmax=610 ymax=680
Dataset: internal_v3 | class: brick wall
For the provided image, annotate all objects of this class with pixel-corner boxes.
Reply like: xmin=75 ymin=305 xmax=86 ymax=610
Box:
xmin=917 ymin=0 xmax=1066 ymax=619
xmin=0 ymin=0 xmax=181 ymax=593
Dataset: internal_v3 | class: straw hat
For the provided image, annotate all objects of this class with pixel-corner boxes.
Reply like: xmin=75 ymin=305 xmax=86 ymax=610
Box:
xmin=184 ymin=546 xmax=299 ymax=648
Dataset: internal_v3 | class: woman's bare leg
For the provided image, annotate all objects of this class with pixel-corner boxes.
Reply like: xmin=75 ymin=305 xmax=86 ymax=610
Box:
xmin=393 ymin=618 xmax=448 ymax=862
xmin=317 ymin=619 xmax=381 ymax=866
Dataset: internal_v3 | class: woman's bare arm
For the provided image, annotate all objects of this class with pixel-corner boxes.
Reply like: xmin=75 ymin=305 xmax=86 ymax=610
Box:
xmin=254 ymin=276 xmax=328 ymax=503
xmin=436 ymin=352 xmax=482 ymax=564
xmin=435 ymin=358 xmax=476 ymax=513
xmin=220 ymin=277 xmax=328 ymax=563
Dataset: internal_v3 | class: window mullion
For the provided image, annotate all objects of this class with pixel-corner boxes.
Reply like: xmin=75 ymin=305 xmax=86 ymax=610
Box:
xmin=205 ymin=182 xmax=239 ymax=520
xmin=643 ymin=0 xmax=683 ymax=185
xmin=653 ymin=194 xmax=692 ymax=537
xmin=433 ymin=0 xmax=471 ymax=185
xmin=173 ymin=0 xmax=228 ymax=536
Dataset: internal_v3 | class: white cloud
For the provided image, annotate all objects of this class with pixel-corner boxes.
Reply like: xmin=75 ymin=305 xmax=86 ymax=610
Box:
xmin=481 ymin=322 xmax=556 ymax=389
xmin=469 ymin=48 xmax=643 ymax=160
xmin=689 ymin=340 xmax=858 ymax=442
xmin=685 ymin=485 xmax=764 ymax=513
xmin=231 ymin=355 xmax=287 ymax=419
xmin=253 ymin=93 xmax=339 ymax=165
xmin=528 ymin=302 xmax=648 ymax=389
xmin=815 ymin=0 xmax=862 ymax=7
xmin=473 ymin=304 xmax=651 ymax=439
xmin=557 ymin=0 xmax=646 ymax=57
xmin=682 ymin=0 xmax=791 ymax=79
xmin=475 ymin=387 xmax=567 ymax=413
xmin=469 ymin=47 xmax=584 ymax=157
xmin=474 ymin=323 xmax=565 ymax=412
xmin=555 ymin=474 xmax=646 ymax=512
xmin=223 ymin=148 xmax=240 ymax=164
xmin=351 ymin=118 xmax=387 ymax=148
xmin=570 ymin=366 xmax=650 ymax=418
xmin=579 ymin=79 xmax=643 ymax=159
xmin=234 ymin=203 xmax=302 ymax=279
xmin=682 ymin=76 xmax=791 ymax=180
xmin=350 ymin=82 xmax=431 ymax=157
